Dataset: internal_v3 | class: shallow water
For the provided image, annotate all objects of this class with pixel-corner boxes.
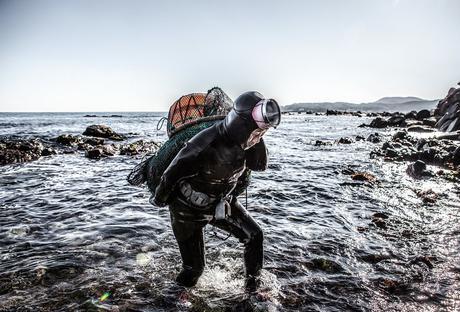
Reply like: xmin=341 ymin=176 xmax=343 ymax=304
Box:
xmin=1 ymin=112 xmax=459 ymax=311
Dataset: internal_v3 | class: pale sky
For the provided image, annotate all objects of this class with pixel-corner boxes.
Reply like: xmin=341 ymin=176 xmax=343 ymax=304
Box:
xmin=0 ymin=0 xmax=459 ymax=112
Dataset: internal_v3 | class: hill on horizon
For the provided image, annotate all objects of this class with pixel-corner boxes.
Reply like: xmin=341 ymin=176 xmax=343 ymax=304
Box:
xmin=283 ymin=96 xmax=439 ymax=113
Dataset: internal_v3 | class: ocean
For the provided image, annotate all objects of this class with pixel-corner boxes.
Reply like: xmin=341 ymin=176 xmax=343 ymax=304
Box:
xmin=1 ymin=112 xmax=459 ymax=311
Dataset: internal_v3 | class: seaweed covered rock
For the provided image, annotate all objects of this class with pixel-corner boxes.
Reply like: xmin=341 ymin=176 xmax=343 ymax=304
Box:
xmin=83 ymin=125 xmax=125 ymax=141
xmin=119 ymin=140 xmax=159 ymax=156
xmin=84 ymin=145 xmax=116 ymax=159
xmin=0 ymin=139 xmax=44 ymax=165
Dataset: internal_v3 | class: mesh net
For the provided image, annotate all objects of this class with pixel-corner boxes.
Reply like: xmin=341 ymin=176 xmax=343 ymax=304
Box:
xmin=127 ymin=87 xmax=236 ymax=191
xmin=166 ymin=87 xmax=233 ymax=137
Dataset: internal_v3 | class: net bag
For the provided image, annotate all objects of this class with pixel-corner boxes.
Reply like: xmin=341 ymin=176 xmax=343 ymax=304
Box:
xmin=167 ymin=87 xmax=233 ymax=138
xmin=127 ymin=87 xmax=235 ymax=192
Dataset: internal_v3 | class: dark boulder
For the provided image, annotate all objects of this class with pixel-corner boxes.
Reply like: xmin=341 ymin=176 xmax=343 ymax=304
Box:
xmin=119 ymin=140 xmax=159 ymax=156
xmin=367 ymin=133 xmax=381 ymax=143
xmin=405 ymin=111 xmax=417 ymax=120
xmin=56 ymin=134 xmax=83 ymax=146
xmin=406 ymin=160 xmax=429 ymax=178
xmin=369 ymin=117 xmax=388 ymax=128
xmin=452 ymin=147 xmax=460 ymax=165
xmin=385 ymin=148 xmax=399 ymax=158
xmin=387 ymin=114 xmax=406 ymax=127
xmin=41 ymin=147 xmax=57 ymax=156
xmin=435 ymin=85 xmax=460 ymax=132
xmin=338 ymin=137 xmax=353 ymax=144
xmin=351 ymin=172 xmax=377 ymax=183
xmin=0 ymin=139 xmax=44 ymax=165
xmin=416 ymin=109 xmax=431 ymax=120
xmin=355 ymin=135 xmax=365 ymax=141
xmin=392 ymin=130 xmax=408 ymax=141
xmin=84 ymin=145 xmax=116 ymax=159
xmin=83 ymin=125 xmax=125 ymax=141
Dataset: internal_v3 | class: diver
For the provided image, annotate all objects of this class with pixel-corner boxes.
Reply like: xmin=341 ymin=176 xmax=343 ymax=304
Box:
xmin=153 ymin=91 xmax=281 ymax=291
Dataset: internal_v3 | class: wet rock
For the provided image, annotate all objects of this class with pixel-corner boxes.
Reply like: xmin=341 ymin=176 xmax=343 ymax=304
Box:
xmin=405 ymin=111 xmax=417 ymax=120
xmin=416 ymin=189 xmax=438 ymax=204
xmin=416 ymin=109 xmax=431 ymax=120
xmin=85 ymin=144 xmax=117 ymax=159
xmin=392 ymin=130 xmax=408 ymax=141
xmin=0 ymin=139 xmax=44 ymax=165
xmin=367 ymin=133 xmax=381 ymax=143
xmin=407 ymin=125 xmax=435 ymax=133
xmin=355 ymin=135 xmax=365 ymax=141
xmin=372 ymin=212 xmax=389 ymax=219
xmin=371 ymin=217 xmax=387 ymax=229
xmin=338 ymin=137 xmax=353 ymax=144
xmin=357 ymin=226 xmax=367 ymax=233
xmin=41 ymin=147 xmax=57 ymax=156
xmin=385 ymin=148 xmax=399 ymax=158
xmin=83 ymin=125 xmax=125 ymax=141
xmin=381 ymin=142 xmax=394 ymax=150
xmin=85 ymin=148 xmax=104 ymax=159
xmin=406 ymin=160 xmax=429 ymax=178
xmin=315 ymin=140 xmax=332 ymax=146
xmin=415 ymin=138 xmax=427 ymax=151
xmin=422 ymin=117 xmax=437 ymax=127
xmin=119 ymin=140 xmax=159 ymax=156
xmin=84 ymin=114 xmax=97 ymax=117
xmin=351 ymin=172 xmax=377 ymax=183
xmin=369 ymin=117 xmax=388 ymax=128
xmin=387 ymin=114 xmax=406 ymax=127
xmin=56 ymin=134 xmax=83 ymax=146
xmin=435 ymin=86 xmax=460 ymax=131
xmin=450 ymin=147 xmax=460 ymax=165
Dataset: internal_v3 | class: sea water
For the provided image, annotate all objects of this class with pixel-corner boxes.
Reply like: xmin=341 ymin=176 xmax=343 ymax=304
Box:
xmin=0 ymin=112 xmax=459 ymax=311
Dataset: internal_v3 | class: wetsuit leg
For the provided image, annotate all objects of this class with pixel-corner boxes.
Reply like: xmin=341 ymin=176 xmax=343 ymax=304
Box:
xmin=170 ymin=215 xmax=206 ymax=287
xmin=211 ymin=198 xmax=263 ymax=278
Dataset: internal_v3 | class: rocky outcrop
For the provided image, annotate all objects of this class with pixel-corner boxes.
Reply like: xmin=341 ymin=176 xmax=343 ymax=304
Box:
xmin=434 ymin=84 xmax=460 ymax=132
xmin=119 ymin=140 xmax=160 ymax=156
xmin=362 ymin=110 xmax=435 ymax=131
xmin=82 ymin=125 xmax=126 ymax=141
xmin=370 ymin=131 xmax=459 ymax=180
xmin=0 ymin=139 xmax=57 ymax=166
xmin=1 ymin=133 xmax=158 ymax=165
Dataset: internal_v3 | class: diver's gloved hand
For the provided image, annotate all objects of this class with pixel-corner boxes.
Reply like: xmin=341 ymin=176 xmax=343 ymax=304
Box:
xmin=151 ymin=195 xmax=167 ymax=207
xmin=153 ymin=186 xmax=169 ymax=207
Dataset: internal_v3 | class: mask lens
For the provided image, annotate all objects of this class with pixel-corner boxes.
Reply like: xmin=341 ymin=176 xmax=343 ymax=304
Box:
xmin=263 ymin=99 xmax=281 ymax=127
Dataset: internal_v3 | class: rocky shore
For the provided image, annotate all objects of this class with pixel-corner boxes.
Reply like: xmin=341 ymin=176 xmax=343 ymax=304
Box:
xmin=0 ymin=124 xmax=159 ymax=166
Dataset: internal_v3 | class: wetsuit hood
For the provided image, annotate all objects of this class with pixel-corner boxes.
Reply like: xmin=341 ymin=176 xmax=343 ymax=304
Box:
xmin=221 ymin=91 xmax=264 ymax=145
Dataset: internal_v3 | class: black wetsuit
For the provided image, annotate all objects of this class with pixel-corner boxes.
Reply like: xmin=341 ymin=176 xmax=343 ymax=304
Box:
xmin=154 ymin=121 xmax=267 ymax=287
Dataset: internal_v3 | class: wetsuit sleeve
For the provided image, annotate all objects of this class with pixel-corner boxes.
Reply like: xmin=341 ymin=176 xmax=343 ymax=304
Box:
xmin=154 ymin=126 xmax=216 ymax=206
xmin=153 ymin=142 xmax=201 ymax=206
xmin=245 ymin=138 xmax=268 ymax=171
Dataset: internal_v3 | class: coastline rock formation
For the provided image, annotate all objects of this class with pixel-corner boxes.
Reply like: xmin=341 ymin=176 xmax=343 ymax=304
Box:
xmin=434 ymin=83 xmax=460 ymax=132
xmin=370 ymin=130 xmax=459 ymax=180
xmin=0 ymin=139 xmax=54 ymax=166
xmin=0 ymin=125 xmax=158 ymax=166
xmin=83 ymin=125 xmax=126 ymax=141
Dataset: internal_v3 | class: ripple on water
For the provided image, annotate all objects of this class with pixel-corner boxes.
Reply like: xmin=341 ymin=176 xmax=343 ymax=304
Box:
xmin=0 ymin=113 xmax=459 ymax=311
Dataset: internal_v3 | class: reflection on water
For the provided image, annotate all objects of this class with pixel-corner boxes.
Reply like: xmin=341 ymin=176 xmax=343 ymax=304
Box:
xmin=0 ymin=112 xmax=459 ymax=311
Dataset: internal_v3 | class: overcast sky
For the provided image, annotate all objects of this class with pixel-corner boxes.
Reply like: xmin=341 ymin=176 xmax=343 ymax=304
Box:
xmin=0 ymin=0 xmax=459 ymax=112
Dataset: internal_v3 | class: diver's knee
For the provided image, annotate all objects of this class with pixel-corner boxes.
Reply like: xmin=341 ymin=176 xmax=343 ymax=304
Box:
xmin=246 ymin=227 xmax=263 ymax=245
